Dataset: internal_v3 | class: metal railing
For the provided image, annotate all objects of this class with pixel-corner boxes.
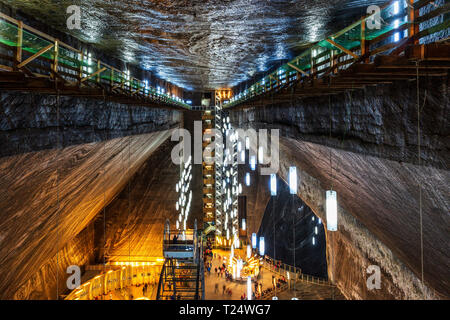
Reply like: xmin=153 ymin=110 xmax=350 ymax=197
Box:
xmin=225 ymin=0 xmax=449 ymax=108
xmin=0 ymin=11 xmax=191 ymax=109
xmin=262 ymin=257 xmax=334 ymax=287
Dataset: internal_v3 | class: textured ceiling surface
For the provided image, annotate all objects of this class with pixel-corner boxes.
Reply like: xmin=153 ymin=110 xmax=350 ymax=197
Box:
xmin=2 ymin=0 xmax=384 ymax=90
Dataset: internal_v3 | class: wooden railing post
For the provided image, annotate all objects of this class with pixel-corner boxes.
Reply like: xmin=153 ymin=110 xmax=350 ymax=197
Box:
xmin=97 ymin=60 xmax=101 ymax=83
xmin=408 ymin=0 xmax=419 ymax=45
xmin=79 ymin=52 xmax=84 ymax=86
xmin=15 ymin=21 xmax=23 ymax=68
xmin=52 ymin=40 xmax=59 ymax=78
xmin=360 ymin=18 xmax=370 ymax=63
xmin=310 ymin=49 xmax=316 ymax=79
xmin=110 ymin=68 xmax=114 ymax=88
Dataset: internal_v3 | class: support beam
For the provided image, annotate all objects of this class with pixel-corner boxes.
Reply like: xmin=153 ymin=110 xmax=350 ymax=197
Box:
xmin=81 ymin=67 xmax=106 ymax=83
xmin=287 ymin=63 xmax=308 ymax=76
xmin=15 ymin=21 xmax=23 ymax=66
xmin=17 ymin=44 xmax=54 ymax=69
xmin=325 ymin=39 xmax=359 ymax=59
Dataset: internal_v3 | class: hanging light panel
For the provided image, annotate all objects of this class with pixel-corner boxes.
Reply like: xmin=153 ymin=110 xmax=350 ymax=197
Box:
xmin=258 ymin=146 xmax=264 ymax=164
xmin=270 ymin=174 xmax=277 ymax=196
xmin=252 ymin=233 xmax=257 ymax=249
xmin=326 ymin=190 xmax=338 ymax=231
xmin=259 ymin=237 xmax=265 ymax=256
xmin=247 ymin=276 xmax=252 ymax=300
xmin=245 ymin=172 xmax=250 ymax=186
xmin=289 ymin=166 xmax=297 ymax=194
xmin=250 ymin=156 xmax=256 ymax=171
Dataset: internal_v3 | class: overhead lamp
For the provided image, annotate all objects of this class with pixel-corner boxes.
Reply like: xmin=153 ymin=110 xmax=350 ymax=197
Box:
xmin=247 ymin=276 xmax=252 ymax=300
xmin=326 ymin=190 xmax=338 ymax=231
xmin=259 ymin=237 xmax=265 ymax=256
xmin=250 ymin=156 xmax=256 ymax=171
xmin=270 ymin=174 xmax=277 ymax=196
xmin=258 ymin=146 xmax=264 ymax=164
xmin=247 ymin=244 xmax=251 ymax=259
xmin=252 ymin=233 xmax=257 ymax=249
xmin=289 ymin=166 xmax=297 ymax=194
xmin=245 ymin=173 xmax=250 ymax=186
xmin=240 ymin=150 xmax=245 ymax=162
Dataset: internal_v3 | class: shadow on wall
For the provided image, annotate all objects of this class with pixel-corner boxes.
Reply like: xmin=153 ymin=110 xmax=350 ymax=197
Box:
xmin=257 ymin=175 xmax=327 ymax=279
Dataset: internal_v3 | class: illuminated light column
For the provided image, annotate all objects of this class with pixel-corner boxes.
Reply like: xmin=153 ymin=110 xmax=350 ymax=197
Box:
xmin=245 ymin=172 xmax=250 ymax=186
xmin=258 ymin=146 xmax=264 ymax=164
xmin=252 ymin=233 xmax=257 ymax=249
xmin=259 ymin=237 xmax=265 ymax=256
xmin=247 ymin=244 xmax=251 ymax=259
xmin=289 ymin=166 xmax=297 ymax=194
xmin=270 ymin=174 xmax=277 ymax=196
xmin=326 ymin=190 xmax=338 ymax=231
xmin=250 ymin=156 xmax=256 ymax=170
xmin=247 ymin=276 xmax=252 ymax=300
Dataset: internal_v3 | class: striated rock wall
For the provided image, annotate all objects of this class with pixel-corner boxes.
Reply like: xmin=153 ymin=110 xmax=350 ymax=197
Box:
xmin=0 ymin=90 xmax=181 ymax=157
xmin=231 ymin=77 xmax=449 ymax=169
xmin=229 ymin=77 xmax=449 ymax=299
xmin=94 ymin=139 xmax=184 ymax=262
xmin=276 ymin=138 xmax=446 ymax=299
xmin=0 ymin=130 xmax=173 ymax=299
xmin=13 ymin=223 xmax=95 ymax=300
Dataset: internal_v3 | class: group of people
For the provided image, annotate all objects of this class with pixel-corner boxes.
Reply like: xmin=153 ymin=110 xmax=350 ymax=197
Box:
xmin=214 ymin=262 xmax=230 ymax=279
xmin=239 ymin=275 xmax=288 ymax=300
xmin=214 ymin=283 xmax=232 ymax=296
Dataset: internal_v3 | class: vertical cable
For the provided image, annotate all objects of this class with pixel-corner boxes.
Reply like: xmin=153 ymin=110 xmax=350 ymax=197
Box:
xmin=103 ymin=97 xmax=107 ymax=270
xmin=292 ymin=194 xmax=296 ymax=297
xmin=56 ymin=93 xmax=60 ymax=300
xmin=416 ymin=60 xmax=424 ymax=298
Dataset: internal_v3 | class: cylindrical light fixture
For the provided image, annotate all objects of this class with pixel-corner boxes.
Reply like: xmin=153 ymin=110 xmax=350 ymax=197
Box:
xmin=259 ymin=237 xmax=265 ymax=256
xmin=258 ymin=146 xmax=264 ymax=164
xmin=247 ymin=276 xmax=252 ymax=300
xmin=245 ymin=172 xmax=250 ymax=186
xmin=289 ymin=166 xmax=297 ymax=194
xmin=270 ymin=173 xmax=277 ymax=196
xmin=252 ymin=233 xmax=257 ymax=249
xmin=326 ymin=190 xmax=338 ymax=231
xmin=250 ymin=156 xmax=256 ymax=171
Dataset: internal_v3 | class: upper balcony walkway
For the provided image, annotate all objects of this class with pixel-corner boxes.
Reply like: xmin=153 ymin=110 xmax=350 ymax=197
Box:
xmin=224 ymin=0 xmax=449 ymax=109
xmin=0 ymin=12 xmax=191 ymax=110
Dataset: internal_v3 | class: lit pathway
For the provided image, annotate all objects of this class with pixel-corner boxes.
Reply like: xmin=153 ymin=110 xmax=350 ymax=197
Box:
xmin=204 ymin=249 xmax=344 ymax=300
xmin=204 ymin=249 xmax=285 ymax=300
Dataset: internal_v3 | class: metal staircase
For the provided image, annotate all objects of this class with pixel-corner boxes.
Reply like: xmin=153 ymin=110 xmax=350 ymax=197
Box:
xmin=156 ymin=220 xmax=204 ymax=300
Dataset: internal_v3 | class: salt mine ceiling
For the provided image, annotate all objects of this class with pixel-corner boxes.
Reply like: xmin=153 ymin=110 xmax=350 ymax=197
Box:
xmin=2 ymin=0 xmax=385 ymax=90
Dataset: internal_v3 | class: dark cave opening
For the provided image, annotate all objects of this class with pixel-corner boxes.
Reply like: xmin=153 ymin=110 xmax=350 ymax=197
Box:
xmin=257 ymin=175 xmax=328 ymax=279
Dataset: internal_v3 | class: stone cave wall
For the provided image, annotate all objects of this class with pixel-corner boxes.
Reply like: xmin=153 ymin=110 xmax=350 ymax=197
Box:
xmin=0 ymin=90 xmax=182 ymax=299
xmin=257 ymin=175 xmax=328 ymax=279
xmin=229 ymin=76 xmax=449 ymax=299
